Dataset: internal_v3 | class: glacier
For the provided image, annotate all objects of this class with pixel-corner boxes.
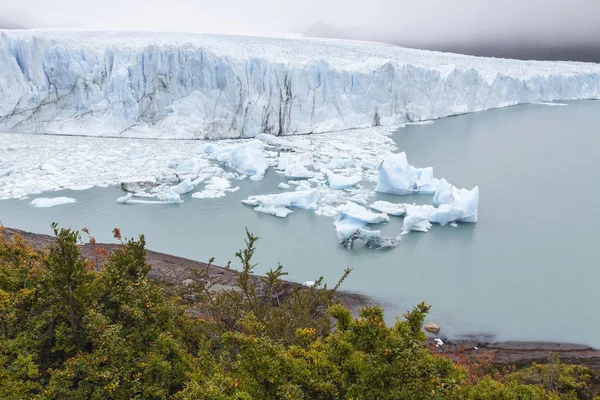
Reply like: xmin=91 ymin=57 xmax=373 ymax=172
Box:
xmin=1 ymin=30 xmax=600 ymax=139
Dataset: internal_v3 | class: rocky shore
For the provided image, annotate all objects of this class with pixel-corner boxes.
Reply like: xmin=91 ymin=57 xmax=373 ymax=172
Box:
xmin=4 ymin=226 xmax=600 ymax=370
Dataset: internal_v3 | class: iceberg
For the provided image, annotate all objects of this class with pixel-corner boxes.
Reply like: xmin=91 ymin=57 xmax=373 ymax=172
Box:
xmin=242 ymin=189 xmax=320 ymax=218
xmin=208 ymin=141 xmax=268 ymax=179
xmin=432 ymin=178 xmax=479 ymax=223
xmin=402 ymin=214 xmax=433 ymax=235
xmin=375 ymin=152 xmax=439 ymax=195
xmin=284 ymin=163 xmax=314 ymax=179
xmin=31 ymin=197 xmax=76 ymax=207
xmin=172 ymin=178 xmax=195 ymax=195
xmin=116 ymin=190 xmax=183 ymax=204
xmin=339 ymin=228 xmax=400 ymax=250
xmin=325 ymin=170 xmax=361 ymax=190
xmin=333 ymin=202 xmax=396 ymax=249
xmin=1 ymin=31 xmax=599 ymax=139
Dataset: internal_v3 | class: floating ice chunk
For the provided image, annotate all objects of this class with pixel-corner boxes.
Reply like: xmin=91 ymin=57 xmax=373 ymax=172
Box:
xmin=285 ymin=163 xmax=314 ymax=179
xmin=433 ymin=178 xmax=479 ymax=223
xmin=334 ymin=202 xmax=392 ymax=248
xmin=117 ymin=190 xmax=183 ymax=204
xmin=370 ymin=201 xmax=407 ymax=216
xmin=337 ymin=202 xmax=390 ymax=225
xmin=192 ymin=177 xmax=238 ymax=200
xmin=339 ymin=227 xmax=400 ymax=250
xmin=295 ymin=181 xmax=312 ymax=191
xmin=375 ymin=152 xmax=439 ymax=195
xmin=31 ymin=197 xmax=76 ymax=207
xmin=278 ymin=182 xmax=291 ymax=190
xmin=210 ymin=141 xmax=268 ymax=178
xmin=242 ymin=189 xmax=321 ymax=218
xmin=206 ymin=177 xmax=232 ymax=191
xmin=325 ymin=170 xmax=361 ymax=190
xmin=532 ymin=102 xmax=568 ymax=106
xmin=172 ymin=178 xmax=195 ymax=194
xmin=402 ymin=214 xmax=433 ymax=235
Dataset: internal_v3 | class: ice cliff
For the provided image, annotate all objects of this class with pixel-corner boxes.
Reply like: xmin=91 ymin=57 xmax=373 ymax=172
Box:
xmin=1 ymin=30 xmax=600 ymax=139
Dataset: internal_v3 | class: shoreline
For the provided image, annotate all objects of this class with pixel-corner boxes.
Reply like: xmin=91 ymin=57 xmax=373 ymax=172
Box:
xmin=3 ymin=226 xmax=600 ymax=369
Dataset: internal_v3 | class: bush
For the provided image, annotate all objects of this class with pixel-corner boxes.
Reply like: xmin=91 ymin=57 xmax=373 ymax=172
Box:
xmin=0 ymin=225 xmax=598 ymax=399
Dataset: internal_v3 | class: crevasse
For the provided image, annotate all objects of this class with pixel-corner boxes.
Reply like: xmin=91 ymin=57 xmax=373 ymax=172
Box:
xmin=1 ymin=30 xmax=599 ymax=139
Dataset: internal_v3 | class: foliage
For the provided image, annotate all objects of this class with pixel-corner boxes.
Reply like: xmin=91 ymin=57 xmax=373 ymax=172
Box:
xmin=0 ymin=225 xmax=599 ymax=399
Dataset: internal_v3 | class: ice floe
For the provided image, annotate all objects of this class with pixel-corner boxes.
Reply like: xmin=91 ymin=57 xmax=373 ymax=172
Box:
xmin=31 ymin=197 xmax=76 ymax=208
xmin=242 ymin=189 xmax=321 ymax=218
xmin=325 ymin=170 xmax=362 ymax=190
xmin=375 ymin=152 xmax=439 ymax=195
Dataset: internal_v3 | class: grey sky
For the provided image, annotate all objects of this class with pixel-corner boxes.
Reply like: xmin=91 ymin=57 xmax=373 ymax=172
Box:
xmin=2 ymin=0 xmax=599 ymax=46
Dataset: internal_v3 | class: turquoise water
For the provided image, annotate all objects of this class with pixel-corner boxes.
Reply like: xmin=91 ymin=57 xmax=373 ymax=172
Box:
xmin=2 ymin=100 xmax=600 ymax=345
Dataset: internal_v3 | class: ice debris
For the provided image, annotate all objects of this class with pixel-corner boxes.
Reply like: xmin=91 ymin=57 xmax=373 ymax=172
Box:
xmin=375 ymin=152 xmax=439 ymax=195
xmin=192 ymin=177 xmax=239 ymax=199
xmin=325 ymin=170 xmax=361 ymax=190
xmin=31 ymin=197 xmax=76 ymax=208
xmin=242 ymin=189 xmax=321 ymax=218
xmin=116 ymin=191 xmax=183 ymax=204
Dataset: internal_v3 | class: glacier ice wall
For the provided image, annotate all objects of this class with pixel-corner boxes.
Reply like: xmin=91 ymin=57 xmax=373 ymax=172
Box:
xmin=1 ymin=31 xmax=600 ymax=139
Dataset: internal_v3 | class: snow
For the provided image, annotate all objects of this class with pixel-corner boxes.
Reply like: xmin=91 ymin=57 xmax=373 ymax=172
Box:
xmin=325 ymin=170 xmax=361 ymax=190
xmin=375 ymin=152 xmax=439 ymax=195
xmin=242 ymin=189 xmax=320 ymax=218
xmin=1 ymin=30 xmax=599 ymax=139
xmin=30 ymin=197 xmax=76 ymax=207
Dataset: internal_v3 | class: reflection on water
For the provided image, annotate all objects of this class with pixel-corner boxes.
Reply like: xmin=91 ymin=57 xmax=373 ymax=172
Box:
xmin=2 ymin=100 xmax=600 ymax=346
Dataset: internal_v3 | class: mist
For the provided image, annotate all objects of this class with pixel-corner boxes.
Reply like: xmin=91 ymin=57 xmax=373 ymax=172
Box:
xmin=2 ymin=0 xmax=599 ymax=61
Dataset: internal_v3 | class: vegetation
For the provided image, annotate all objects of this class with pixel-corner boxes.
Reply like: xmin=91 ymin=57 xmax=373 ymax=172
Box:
xmin=1 ymin=225 xmax=599 ymax=399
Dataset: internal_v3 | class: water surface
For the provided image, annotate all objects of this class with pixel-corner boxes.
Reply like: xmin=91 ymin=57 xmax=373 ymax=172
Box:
xmin=2 ymin=100 xmax=600 ymax=346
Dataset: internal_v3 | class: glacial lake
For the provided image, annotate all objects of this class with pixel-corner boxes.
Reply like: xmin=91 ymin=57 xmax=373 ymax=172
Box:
xmin=2 ymin=100 xmax=600 ymax=346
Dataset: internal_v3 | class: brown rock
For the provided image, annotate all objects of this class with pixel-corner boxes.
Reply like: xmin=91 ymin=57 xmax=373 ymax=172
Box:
xmin=424 ymin=322 xmax=440 ymax=333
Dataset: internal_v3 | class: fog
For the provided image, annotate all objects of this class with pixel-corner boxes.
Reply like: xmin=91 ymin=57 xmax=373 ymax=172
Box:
xmin=2 ymin=0 xmax=599 ymax=61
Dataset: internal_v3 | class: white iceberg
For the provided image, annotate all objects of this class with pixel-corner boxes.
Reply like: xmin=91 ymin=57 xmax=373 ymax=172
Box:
xmin=375 ymin=152 xmax=439 ymax=195
xmin=172 ymin=178 xmax=195 ymax=195
xmin=337 ymin=201 xmax=390 ymax=225
xmin=285 ymin=163 xmax=314 ymax=179
xmin=242 ymin=189 xmax=321 ymax=218
xmin=208 ymin=141 xmax=268 ymax=179
xmin=402 ymin=214 xmax=433 ymax=235
xmin=31 ymin=197 xmax=76 ymax=208
xmin=278 ymin=182 xmax=291 ymax=190
xmin=326 ymin=170 xmax=361 ymax=190
xmin=432 ymin=178 xmax=479 ymax=223
xmin=116 ymin=190 xmax=183 ymax=204
xmin=333 ymin=202 xmax=396 ymax=249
